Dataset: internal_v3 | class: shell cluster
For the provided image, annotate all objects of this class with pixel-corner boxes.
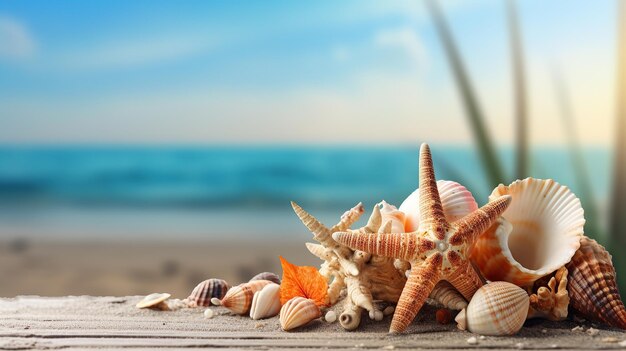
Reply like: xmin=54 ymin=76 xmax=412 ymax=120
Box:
xmin=212 ymin=280 xmax=274 ymax=315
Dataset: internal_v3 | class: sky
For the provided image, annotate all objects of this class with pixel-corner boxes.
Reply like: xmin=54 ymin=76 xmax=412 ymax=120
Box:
xmin=0 ymin=0 xmax=618 ymax=146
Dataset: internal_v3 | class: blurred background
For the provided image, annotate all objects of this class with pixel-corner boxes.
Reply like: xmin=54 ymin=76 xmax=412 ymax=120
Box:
xmin=0 ymin=0 xmax=624 ymax=298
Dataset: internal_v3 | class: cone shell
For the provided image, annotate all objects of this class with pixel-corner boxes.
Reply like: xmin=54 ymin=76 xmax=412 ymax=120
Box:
xmin=249 ymin=283 xmax=281 ymax=320
xmin=456 ymin=282 xmax=529 ymax=336
xmin=249 ymin=272 xmax=281 ymax=285
xmin=471 ymin=178 xmax=584 ymax=287
xmin=566 ymin=237 xmax=626 ymax=329
xmin=217 ymin=280 xmax=273 ymax=315
xmin=399 ymin=180 xmax=478 ymax=232
xmin=279 ymin=297 xmax=321 ymax=331
xmin=187 ymin=279 xmax=230 ymax=307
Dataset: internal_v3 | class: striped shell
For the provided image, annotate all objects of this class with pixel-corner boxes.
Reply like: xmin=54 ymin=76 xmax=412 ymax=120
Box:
xmin=471 ymin=178 xmax=584 ymax=287
xmin=249 ymin=272 xmax=281 ymax=285
xmin=399 ymin=180 xmax=478 ymax=232
xmin=455 ymin=282 xmax=529 ymax=336
xmin=565 ymin=237 xmax=626 ymax=329
xmin=249 ymin=283 xmax=281 ymax=320
xmin=212 ymin=280 xmax=273 ymax=315
xmin=427 ymin=281 xmax=468 ymax=310
xmin=279 ymin=297 xmax=321 ymax=331
xmin=187 ymin=279 xmax=230 ymax=307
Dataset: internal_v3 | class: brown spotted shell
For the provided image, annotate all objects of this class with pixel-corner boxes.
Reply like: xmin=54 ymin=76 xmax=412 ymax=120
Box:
xmin=215 ymin=280 xmax=273 ymax=315
xmin=249 ymin=272 xmax=281 ymax=285
xmin=565 ymin=237 xmax=626 ymax=329
xmin=187 ymin=278 xmax=230 ymax=307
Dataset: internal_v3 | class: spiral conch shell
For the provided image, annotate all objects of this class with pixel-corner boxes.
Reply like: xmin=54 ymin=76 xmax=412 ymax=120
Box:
xmin=455 ymin=282 xmax=529 ymax=336
xmin=279 ymin=297 xmax=322 ymax=331
xmin=186 ymin=278 xmax=230 ymax=307
xmin=471 ymin=178 xmax=584 ymax=287
xmin=249 ymin=283 xmax=281 ymax=320
xmin=211 ymin=280 xmax=273 ymax=315
xmin=565 ymin=237 xmax=626 ymax=329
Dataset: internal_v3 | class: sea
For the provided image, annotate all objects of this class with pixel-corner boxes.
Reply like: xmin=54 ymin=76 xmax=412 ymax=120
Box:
xmin=0 ymin=145 xmax=611 ymax=241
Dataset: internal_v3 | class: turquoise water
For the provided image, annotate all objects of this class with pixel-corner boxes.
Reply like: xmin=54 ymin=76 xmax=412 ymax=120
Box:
xmin=0 ymin=145 xmax=611 ymax=240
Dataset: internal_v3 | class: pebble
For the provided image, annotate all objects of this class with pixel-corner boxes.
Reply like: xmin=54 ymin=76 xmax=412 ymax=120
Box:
xmin=466 ymin=336 xmax=478 ymax=345
xmin=571 ymin=326 xmax=584 ymax=332
xmin=203 ymin=309 xmax=214 ymax=319
xmin=549 ymin=344 xmax=558 ymax=349
xmin=383 ymin=306 xmax=395 ymax=316
xmin=541 ymin=329 xmax=547 ymax=334
xmin=602 ymin=337 xmax=619 ymax=343
xmin=325 ymin=310 xmax=337 ymax=323
xmin=619 ymin=340 xmax=626 ymax=347
xmin=586 ymin=327 xmax=599 ymax=336
xmin=479 ymin=335 xmax=486 ymax=340
xmin=515 ymin=342 xmax=524 ymax=349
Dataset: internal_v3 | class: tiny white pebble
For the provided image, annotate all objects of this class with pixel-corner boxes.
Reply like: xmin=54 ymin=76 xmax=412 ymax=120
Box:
xmin=325 ymin=310 xmax=337 ymax=323
xmin=619 ymin=340 xmax=626 ymax=347
xmin=203 ymin=309 xmax=214 ymax=319
xmin=542 ymin=329 xmax=547 ymax=334
xmin=479 ymin=335 xmax=486 ymax=340
xmin=550 ymin=344 xmax=558 ymax=349
xmin=383 ymin=306 xmax=395 ymax=316
xmin=571 ymin=326 xmax=584 ymax=332
xmin=586 ymin=327 xmax=599 ymax=336
xmin=515 ymin=342 xmax=524 ymax=349
xmin=466 ymin=336 xmax=478 ymax=345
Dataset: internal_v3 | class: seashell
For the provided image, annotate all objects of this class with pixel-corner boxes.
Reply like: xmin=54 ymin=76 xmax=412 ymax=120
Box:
xmin=471 ymin=178 xmax=584 ymax=287
xmin=455 ymin=282 xmax=529 ymax=336
xmin=399 ymin=180 xmax=478 ymax=232
xmin=527 ymin=267 xmax=569 ymax=321
xmin=249 ymin=272 xmax=281 ymax=285
xmin=325 ymin=310 xmax=337 ymax=323
xmin=187 ymin=278 xmax=230 ymax=307
xmin=427 ymin=281 xmax=468 ymax=310
xmin=136 ymin=293 xmax=171 ymax=310
xmin=280 ymin=297 xmax=322 ymax=331
xmin=565 ymin=237 xmax=626 ymax=329
xmin=211 ymin=280 xmax=272 ymax=315
xmin=249 ymin=283 xmax=281 ymax=320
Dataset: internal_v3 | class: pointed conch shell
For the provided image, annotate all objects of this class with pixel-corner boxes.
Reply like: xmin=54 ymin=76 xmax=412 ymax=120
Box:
xmin=211 ymin=280 xmax=272 ymax=315
xmin=279 ymin=297 xmax=322 ymax=331
xmin=249 ymin=272 xmax=281 ymax=285
xmin=249 ymin=283 xmax=281 ymax=320
xmin=455 ymin=282 xmax=529 ymax=336
xmin=565 ymin=237 xmax=626 ymax=329
xmin=186 ymin=279 xmax=230 ymax=307
xmin=399 ymin=180 xmax=478 ymax=232
xmin=471 ymin=178 xmax=584 ymax=287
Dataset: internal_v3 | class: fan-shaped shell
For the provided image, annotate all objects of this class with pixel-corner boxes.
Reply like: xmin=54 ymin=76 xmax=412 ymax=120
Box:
xmin=136 ymin=293 xmax=170 ymax=309
xmin=249 ymin=272 xmax=281 ymax=285
xmin=455 ymin=282 xmax=529 ymax=336
xmin=471 ymin=178 xmax=584 ymax=287
xmin=279 ymin=297 xmax=321 ymax=331
xmin=187 ymin=279 xmax=230 ymax=307
xmin=565 ymin=237 xmax=626 ymax=329
xmin=399 ymin=180 xmax=478 ymax=232
xmin=213 ymin=280 xmax=272 ymax=315
xmin=249 ymin=283 xmax=281 ymax=320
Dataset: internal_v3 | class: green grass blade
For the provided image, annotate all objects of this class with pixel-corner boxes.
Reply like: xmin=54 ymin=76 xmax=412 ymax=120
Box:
xmin=507 ymin=0 xmax=529 ymax=179
xmin=425 ymin=0 xmax=506 ymax=186
xmin=610 ymin=0 xmax=626 ymax=293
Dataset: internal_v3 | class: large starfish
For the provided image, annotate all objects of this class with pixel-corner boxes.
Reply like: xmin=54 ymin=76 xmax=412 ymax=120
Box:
xmin=332 ymin=143 xmax=512 ymax=333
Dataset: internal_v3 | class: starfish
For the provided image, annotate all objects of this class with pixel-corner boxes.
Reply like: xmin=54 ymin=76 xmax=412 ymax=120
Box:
xmin=332 ymin=143 xmax=512 ymax=333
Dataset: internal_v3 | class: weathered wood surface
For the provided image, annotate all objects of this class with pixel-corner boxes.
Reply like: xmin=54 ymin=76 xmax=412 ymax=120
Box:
xmin=0 ymin=296 xmax=625 ymax=350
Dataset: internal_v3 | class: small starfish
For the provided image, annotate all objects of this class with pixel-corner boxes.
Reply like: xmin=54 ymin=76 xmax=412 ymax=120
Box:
xmin=333 ymin=143 xmax=512 ymax=333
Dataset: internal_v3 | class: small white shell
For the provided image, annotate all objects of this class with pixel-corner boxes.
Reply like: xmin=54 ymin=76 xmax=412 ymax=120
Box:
xmin=249 ymin=283 xmax=281 ymax=320
xmin=325 ymin=310 xmax=337 ymax=323
xmin=456 ymin=282 xmax=529 ymax=336
xmin=279 ymin=297 xmax=321 ymax=331
xmin=136 ymin=293 xmax=171 ymax=309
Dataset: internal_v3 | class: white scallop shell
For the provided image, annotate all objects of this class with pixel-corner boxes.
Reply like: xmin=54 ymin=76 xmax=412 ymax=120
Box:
xmin=470 ymin=178 xmax=584 ymax=287
xmin=279 ymin=297 xmax=321 ymax=331
xmin=455 ymin=282 xmax=529 ymax=336
xmin=399 ymin=180 xmax=478 ymax=232
xmin=249 ymin=283 xmax=281 ymax=320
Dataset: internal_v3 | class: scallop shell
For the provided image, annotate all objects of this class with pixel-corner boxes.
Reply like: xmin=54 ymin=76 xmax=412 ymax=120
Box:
xmin=279 ymin=297 xmax=322 ymax=331
xmin=211 ymin=280 xmax=272 ymax=315
xmin=187 ymin=278 xmax=230 ymax=307
xmin=136 ymin=293 xmax=171 ymax=309
xmin=565 ymin=237 xmax=626 ymax=329
xmin=471 ymin=178 xmax=584 ymax=287
xmin=455 ymin=282 xmax=529 ymax=336
xmin=399 ymin=180 xmax=478 ymax=232
xmin=249 ymin=272 xmax=281 ymax=285
xmin=249 ymin=283 xmax=281 ymax=320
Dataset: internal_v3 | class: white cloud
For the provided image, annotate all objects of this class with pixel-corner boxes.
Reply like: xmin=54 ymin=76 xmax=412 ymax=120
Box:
xmin=374 ymin=26 xmax=428 ymax=66
xmin=0 ymin=15 xmax=36 ymax=60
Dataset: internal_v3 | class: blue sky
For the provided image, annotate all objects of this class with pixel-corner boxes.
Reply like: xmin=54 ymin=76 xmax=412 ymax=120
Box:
xmin=0 ymin=0 xmax=618 ymax=145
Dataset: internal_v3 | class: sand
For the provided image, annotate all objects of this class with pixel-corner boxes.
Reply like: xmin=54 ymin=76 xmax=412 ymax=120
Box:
xmin=1 ymin=295 xmax=625 ymax=350
xmin=0 ymin=239 xmax=317 ymax=297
